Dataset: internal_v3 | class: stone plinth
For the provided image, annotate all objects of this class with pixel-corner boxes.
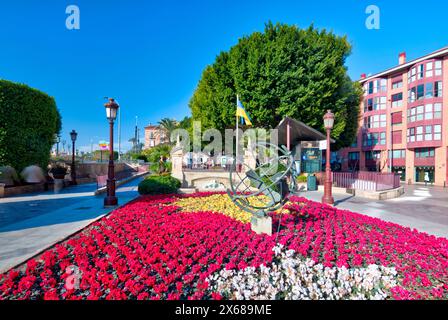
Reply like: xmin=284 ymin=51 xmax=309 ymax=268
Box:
xmin=251 ymin=215 xmax=272 ymax=236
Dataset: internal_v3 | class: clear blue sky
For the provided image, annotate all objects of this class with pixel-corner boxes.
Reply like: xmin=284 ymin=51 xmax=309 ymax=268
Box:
xmin=0 ymin=0 xmax=447 ymax=152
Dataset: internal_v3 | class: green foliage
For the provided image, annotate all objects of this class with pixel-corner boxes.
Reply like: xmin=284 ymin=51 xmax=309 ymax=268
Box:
xmin=0 ymin=80 xmax=62 ymax=172
xmin=138 ymin=174 xmax=181 ymax=195
xmin=297 ymin=175 xmax=308 ymax=183
xmin=141 ymin=144 xmax=172 ymax=173
xmin=190 ymin=22 xmax=362 ymax=149
xmin=90 ymin=150 xmax=118 ymax=161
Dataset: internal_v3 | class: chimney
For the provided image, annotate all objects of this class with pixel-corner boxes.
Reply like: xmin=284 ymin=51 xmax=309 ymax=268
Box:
xmin=360 ymin=73 xmax=367 ymax=80
xmin=399 ymin=52 xmax=407 ymax=65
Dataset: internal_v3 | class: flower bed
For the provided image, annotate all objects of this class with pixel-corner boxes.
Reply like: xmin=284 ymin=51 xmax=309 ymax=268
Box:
xmin=0 ymin=193 xmax=447 ymax=300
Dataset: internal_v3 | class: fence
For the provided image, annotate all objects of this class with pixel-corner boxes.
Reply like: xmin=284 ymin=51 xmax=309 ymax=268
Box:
xmin=331 ymin=171 xmax=401 ymax=192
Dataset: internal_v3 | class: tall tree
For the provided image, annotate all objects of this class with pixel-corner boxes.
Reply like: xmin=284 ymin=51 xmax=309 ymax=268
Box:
xmin=157 ymin=118 xmax=178 ymax=143
xmin=190 ymin=22 xmax=362 ymax=149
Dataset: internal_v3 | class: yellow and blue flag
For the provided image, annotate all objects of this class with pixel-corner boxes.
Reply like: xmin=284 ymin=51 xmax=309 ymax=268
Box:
xmin=236 ymin=97 xmax=252 ymax=126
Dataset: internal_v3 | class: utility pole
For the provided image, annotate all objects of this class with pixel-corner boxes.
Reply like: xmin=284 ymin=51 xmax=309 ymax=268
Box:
xmin=118 ymin=107 xmax=121 ymax=162
xmin=134 ymin=116 xmax=138 ymax=153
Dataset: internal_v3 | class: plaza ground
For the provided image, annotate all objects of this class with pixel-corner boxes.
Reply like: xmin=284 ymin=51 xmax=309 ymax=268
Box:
xmin=301 ymin=184 xmax=448 ymax=239
xmin=0 ymin=177 xmax=145 ymax=273
xmin=0 ymin=181 xmax=447 ymax=274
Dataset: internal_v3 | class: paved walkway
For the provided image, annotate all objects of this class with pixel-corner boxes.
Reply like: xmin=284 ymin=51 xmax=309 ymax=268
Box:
xmin=0 ymin=177 xmax=145 ymax=273
xmin=300 ymin=184 xmax=448 ymax=239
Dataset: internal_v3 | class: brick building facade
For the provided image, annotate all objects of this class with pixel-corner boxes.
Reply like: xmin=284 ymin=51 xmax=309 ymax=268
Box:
xmin=338 ymin=47 xmax=448 ymax=186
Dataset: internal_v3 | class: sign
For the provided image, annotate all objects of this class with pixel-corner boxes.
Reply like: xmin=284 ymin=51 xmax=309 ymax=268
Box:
xmin=301 ymin=148 xmax=322 ymax=174
xmin=319 ymin=140 xmax=327 ymax=150
xmin=99 ymin=141 xmax=109 ymax=151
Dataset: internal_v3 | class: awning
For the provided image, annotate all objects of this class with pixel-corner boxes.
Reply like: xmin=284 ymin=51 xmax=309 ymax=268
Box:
xmin=275 ymin=117 xmax=335 ymax=148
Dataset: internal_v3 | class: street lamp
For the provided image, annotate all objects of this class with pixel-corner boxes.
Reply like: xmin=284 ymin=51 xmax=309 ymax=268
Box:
xmin=322 ymin=110 xmax=335 ymax=205
xmin=70 ymin=130 xmax=78 ymax=185
xmin=56 ymin=134 xmax=61 ymax=156
xmin=104 ymin=98 xmax=119 ymax=207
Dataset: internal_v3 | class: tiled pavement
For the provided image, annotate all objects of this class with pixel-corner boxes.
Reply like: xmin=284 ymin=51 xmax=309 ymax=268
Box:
xmin=300 ymin=184 xmax=448 ymax=239
xmin=0 ymin=177 xmax=145 ymax=273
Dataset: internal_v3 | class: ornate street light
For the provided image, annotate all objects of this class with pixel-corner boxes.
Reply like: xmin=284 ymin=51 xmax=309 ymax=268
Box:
xmin=104 ymin=98 xmax=119 ymax=207
xmin=70 ymin=130 xmax=78 ymax=185
xmin=322 ymin=110 xmax=335 ymax=205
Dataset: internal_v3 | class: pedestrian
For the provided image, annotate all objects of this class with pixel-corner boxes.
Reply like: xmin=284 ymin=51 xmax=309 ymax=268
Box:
xmin=424 ymin=171 xmax=430 ymax=186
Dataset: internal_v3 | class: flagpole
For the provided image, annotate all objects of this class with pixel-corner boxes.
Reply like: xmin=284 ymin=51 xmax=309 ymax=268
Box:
xmin=236 ymin=95 xmax=239 ymax=169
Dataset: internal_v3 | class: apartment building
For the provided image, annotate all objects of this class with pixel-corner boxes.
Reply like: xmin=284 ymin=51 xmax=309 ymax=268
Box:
xmin=339 ymin=47 xmax=448 ymax=186
xmin=144 ymin=125 xmax=168 ymax=149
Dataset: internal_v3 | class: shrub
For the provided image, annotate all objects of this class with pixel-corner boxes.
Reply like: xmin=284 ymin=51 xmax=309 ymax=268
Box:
xmin=0 ymin=80 xmax=61 ymax=172
xmin=138 ymin=175 xmax=181 ymax=195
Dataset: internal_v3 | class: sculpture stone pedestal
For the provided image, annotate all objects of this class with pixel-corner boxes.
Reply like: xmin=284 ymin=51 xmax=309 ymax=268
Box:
xmin=53 ymin=179 xmax=64 ymax=194
xmin=0 ymin=183 xmax=5 ymax=198
xmin=251 ymin=215 xmax=272 ymax=236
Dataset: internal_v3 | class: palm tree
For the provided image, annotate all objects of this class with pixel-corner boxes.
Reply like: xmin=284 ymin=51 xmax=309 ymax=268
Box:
xmin=157 ymin=118 xmax=178 ymax=144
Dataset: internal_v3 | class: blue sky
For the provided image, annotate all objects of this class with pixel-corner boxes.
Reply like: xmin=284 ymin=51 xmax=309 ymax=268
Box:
xmin=0 ymin=0 xmax=447 ymax=152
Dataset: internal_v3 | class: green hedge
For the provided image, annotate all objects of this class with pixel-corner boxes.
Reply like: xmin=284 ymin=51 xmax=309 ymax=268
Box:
xmin=0 ymin=80 xmax=61 ymax=172
xmin=138 ymin=175 xmax=181 ymax=195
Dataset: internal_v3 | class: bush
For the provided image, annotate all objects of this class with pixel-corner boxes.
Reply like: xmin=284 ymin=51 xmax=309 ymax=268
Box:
xmin=138 ymin=175 xmax=181 ymax=195
xmin=0 ymin=80 xmax=61 ymax=172
xmin=297 ymin=175 xmax=308 ymax=183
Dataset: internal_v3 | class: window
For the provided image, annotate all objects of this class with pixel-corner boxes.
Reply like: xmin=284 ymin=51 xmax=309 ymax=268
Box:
xmin=389 ymin=150 xmax=406 ymax=159
xmin=368 ymin=82 xmax=374 ymax=94
xmin=426 ymin=83 xmax=434 ymax=99
xmin=366 ymin=80 xmax=387 ymax=94
xmin=407 ymin=128 xmax=415 ymax=142
xmin=435 ymin=61 xmax=442 ymax=76
xmin=365 ymin=151 xmax=381 ymax=160
xmin=426 ymin=62 xmax=433 ymax=78
xmin=392 ymin=93 xmax=403 ymax=108
xmin=364 ymin=97 xmax=386 ymax=111
xmin=434 ymin=125 xmax=442 ymax=140
xmin=425 ymin=126 xmax=432 ymax=141
xmin=363 ymin=132 xmax=386 ymax=147
xmin=365 ymin=114 xmax=387 ymax=128
xmin=408 ymin=103 xmax=442 ymax=123
xmin=417 ymin=84 xmax=425 ymax=100
xmin=350 ymin=140 xmax=358 ymax=148
xmin=392 ymin=80 xmax=403 ymax=89
xmin=408 ymin=68 xmax=417 ymax=83
xmin=348 ymin=152 xmax=360 ymax=161
xmin=408 ymin=125 xmax=441 ymax=142
xmin=409 ymin=82 xmax=443 ymax=103
xmin=374 ymin=97 xmax=387 ymax=110
xmin=409 ymin=87 xmax=416 ymax=103
xmin=415 ymin=148 xmax=435 ymax=158
xmin=365 ymin=98 xmax=373 ymax=112
xmin=418 ymin=64 xmax=424 ymax=80
xmin=416 ymin=126 xmax=424 ymax=141
xmin=435 ymin=81 xmax=443 ymax=97
xmin=434 ymin=103 xmax=442 ymax=119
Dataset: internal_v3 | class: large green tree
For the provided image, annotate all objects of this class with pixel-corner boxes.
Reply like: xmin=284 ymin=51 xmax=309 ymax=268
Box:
xmin=0 ymin=80 xmax=62 ymax=172
xmin=190 ymin=22 xmax=362 ymax=149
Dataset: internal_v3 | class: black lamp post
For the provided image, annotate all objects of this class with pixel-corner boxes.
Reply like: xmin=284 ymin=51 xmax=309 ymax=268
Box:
xmin=322 ymin=110 xmax=335 ymax=205
xmin=70 ymin=130 xmax=78 ymax=185
xmin=104 ymin=98 xmax=119 ymax=207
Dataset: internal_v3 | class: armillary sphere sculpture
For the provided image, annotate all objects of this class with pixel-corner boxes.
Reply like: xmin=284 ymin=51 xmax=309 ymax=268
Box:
xmin=227 ymin=142 xmax=299 ymax=235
